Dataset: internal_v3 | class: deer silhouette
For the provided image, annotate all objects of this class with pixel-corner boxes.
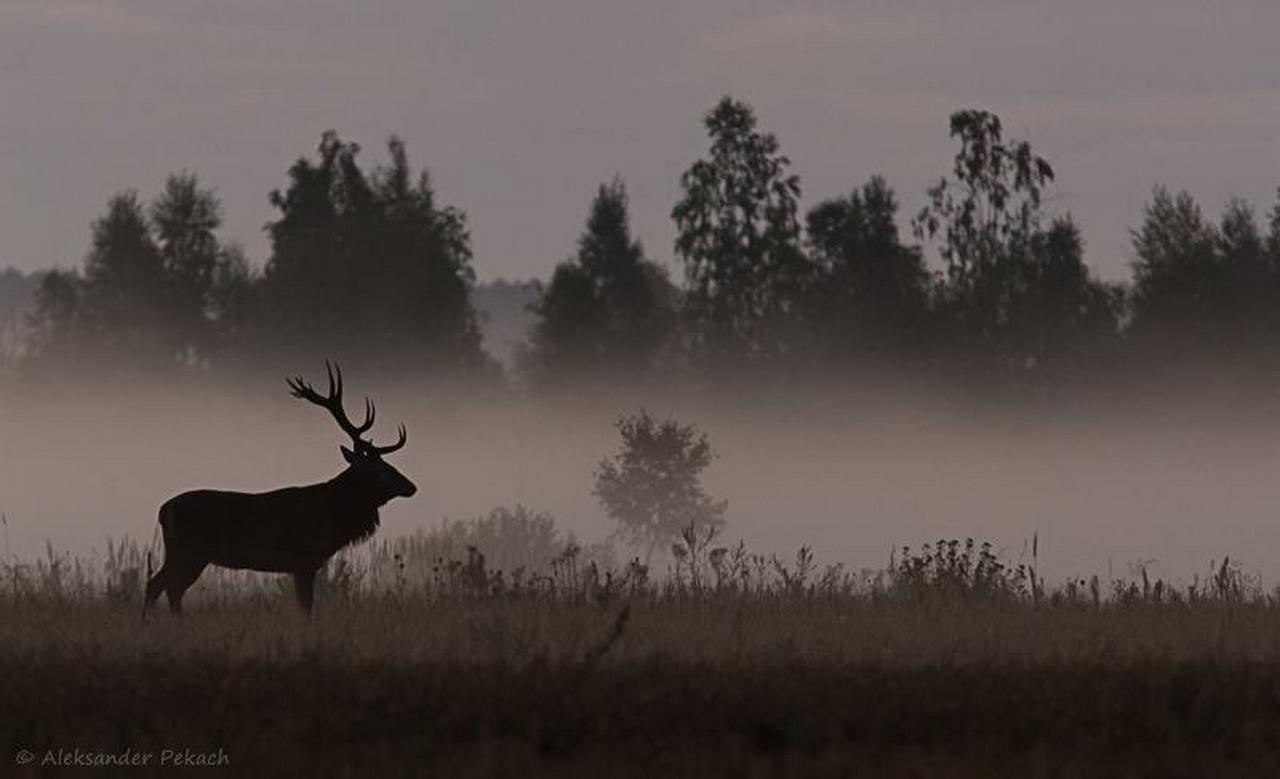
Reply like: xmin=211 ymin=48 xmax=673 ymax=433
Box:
xmin=143 ymin=362 xmax=416 ymax=616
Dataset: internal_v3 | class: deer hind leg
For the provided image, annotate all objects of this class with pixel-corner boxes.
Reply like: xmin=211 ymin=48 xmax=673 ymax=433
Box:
xmin=293 ymin=569 xmax=317 ymax=615
xmin=163 ymin=559 xmax=207 ymax=615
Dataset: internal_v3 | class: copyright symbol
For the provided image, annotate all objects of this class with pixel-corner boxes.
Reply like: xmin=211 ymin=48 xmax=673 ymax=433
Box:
xmin=15 ymin=749 xmax=33 ymax=765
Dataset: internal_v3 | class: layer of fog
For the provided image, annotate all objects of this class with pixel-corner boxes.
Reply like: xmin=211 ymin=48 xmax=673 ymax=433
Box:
xmin=3 ymin=377 xmax=1280 ymax=584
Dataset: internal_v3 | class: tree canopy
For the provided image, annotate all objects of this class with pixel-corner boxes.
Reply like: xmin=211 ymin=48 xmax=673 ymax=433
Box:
xmin=526 ymin=178 xmax=674 ymax=385
xmin=673 ymin=96 xmax=811 ymax=369
xmin=259 ymin=133 xmax=488 ymax=378
xmin=14 ymin=103 xmax=1280 ymax=390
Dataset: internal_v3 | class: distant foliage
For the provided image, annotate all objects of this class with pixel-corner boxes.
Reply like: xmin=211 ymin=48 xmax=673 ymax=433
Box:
xmin=525 ymin=178 xmax=675 ymax=385
xmin=25 ymin=269 xmax=85 ymax=369
xmin=374 ymin=505 xmax=575 ymax=585
xmin=25 ymin=178 xmax=248 ymax=374
xmin=673 ymin=96 xmax=811 ymax=368
xmin=804 ymin=176 xmax=932 ymax=366
xmin=1128 ymin=188 xmax=1280 ymax=371
xmin=0 ymin=268 xmax=42 ymax=369
xmin=914 ymin=110 xmax=1122 ymax=374
xmin=259 ymin=133 xmax=491 ymax=378
xmin=472 ymin=278 xmax=541 ymax=371
xmin=9 ymin=103 xmax=1280 ymax=388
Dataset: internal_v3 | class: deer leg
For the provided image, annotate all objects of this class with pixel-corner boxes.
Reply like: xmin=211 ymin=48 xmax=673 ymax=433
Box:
xmin=293 ymin=569 xmax=317 ymax=615
xmin=164 ymin=560 xmax=207 ymax=615
xmin=142 ymin=565 xmax=168 ymax=619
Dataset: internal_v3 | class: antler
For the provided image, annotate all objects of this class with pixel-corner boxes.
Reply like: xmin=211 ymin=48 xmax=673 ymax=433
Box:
xmin=367 ymin=424 xmax=407 ymax=456
xmin=287 ymin=361 xmax=377 ymax=447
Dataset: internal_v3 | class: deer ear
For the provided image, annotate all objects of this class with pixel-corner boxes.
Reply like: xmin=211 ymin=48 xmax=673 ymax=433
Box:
xmin=341 ymin=446 xmax=357 ymax=464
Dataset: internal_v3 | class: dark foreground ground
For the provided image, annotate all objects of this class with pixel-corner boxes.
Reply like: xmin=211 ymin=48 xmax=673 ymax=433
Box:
xmin=8 ymin=656 xmax=1280 ymax=777
xmin=6 ymin=596 xmax=1280 ymax=777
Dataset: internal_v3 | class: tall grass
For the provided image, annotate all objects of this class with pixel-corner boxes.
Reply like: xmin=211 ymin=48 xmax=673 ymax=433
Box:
xmin=0 ymin=506 xmax=1267 ymax=610
xmin=6 ymin=511 xmax=1280 ymax=776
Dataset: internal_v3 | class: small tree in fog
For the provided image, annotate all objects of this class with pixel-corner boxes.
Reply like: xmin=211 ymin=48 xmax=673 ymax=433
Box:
xmin=594 ymin=411 xmax=727 ymax=559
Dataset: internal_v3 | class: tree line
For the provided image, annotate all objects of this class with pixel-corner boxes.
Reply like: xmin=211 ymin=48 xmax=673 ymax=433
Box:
xmin=17 ymin=97 xmax=1280 ymax=387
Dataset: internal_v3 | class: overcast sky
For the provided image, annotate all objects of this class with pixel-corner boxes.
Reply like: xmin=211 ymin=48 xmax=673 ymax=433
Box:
xmin=1 ymin=0 xmax=1277 ymax=282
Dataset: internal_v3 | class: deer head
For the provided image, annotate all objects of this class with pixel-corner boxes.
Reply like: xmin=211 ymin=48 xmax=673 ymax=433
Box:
xmin=287 ymin=361 xmax=418 ymax=504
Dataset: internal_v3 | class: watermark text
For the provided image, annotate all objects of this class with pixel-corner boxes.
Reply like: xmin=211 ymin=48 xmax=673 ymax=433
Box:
xmin=15 ymin=747 xmax=230 ymax=768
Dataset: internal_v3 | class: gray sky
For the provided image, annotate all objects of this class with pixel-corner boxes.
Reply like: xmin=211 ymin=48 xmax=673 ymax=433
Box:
xmin=1 ymin=0 xmax=1277 ymax=282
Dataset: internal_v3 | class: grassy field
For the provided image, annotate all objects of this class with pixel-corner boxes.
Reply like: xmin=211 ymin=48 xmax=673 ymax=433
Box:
xmin=5 ymin=535 xmax=1280 ymax=776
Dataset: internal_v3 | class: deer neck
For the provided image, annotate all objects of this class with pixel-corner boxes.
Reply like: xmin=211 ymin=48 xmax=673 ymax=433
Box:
xmin=319 ymin=469 xmax=383 ymax=547
xmin=328 ymin=469 xmax=385 ymax=510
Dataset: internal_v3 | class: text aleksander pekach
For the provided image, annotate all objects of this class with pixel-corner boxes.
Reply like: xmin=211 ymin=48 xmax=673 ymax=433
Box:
xmin=33 ymin=747 xmax=230 ymax=768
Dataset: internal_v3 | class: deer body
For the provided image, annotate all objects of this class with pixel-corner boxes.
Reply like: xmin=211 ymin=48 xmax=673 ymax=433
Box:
xmin=160 ymin=482 xmax=384 ymax=573
xmin=143 ymin=363 xmax=416 ymax=616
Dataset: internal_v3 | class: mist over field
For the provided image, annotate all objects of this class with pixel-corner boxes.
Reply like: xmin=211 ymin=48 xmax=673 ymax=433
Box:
xmin=7 ymin=3 xmax=1280 ymax=774
xmin=5 ymin=376 xmax=1280 ymax=584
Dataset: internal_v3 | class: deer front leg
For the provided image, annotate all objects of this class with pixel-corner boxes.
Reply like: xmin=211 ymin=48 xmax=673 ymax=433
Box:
xmin=293 ymin=568 xmax=318 ymax=615
xmin=143 ymin=565 xmax=167 ymax=620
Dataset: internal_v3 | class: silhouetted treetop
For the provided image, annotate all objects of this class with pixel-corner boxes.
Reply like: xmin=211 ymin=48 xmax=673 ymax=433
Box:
xmin=152 ymin=173 xmax=224 ymax=362
xmin=805 ymin=177 xmax=931 ymax=364
xmin=26 ymin=269 xmax=84 ymax=369
xmin=915 ymin=110 xmax=1119 ymax=374
xmin=673 ymin=96 xmax=810 ymax=368
xmin=1129 ymin=188 xmax=1280 ymax=364
xmin=915 ymin=110 xmax=1055 ymax=288
xmin=260 ymin=132 xmax=488 ymax=378
xmin=527 ymin=178 xmax=673 ymax=385
xmin=23 ymin=175 xmax=244 ymax=375
xmin=11 ymin=104 xmax=1280 ymax=391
